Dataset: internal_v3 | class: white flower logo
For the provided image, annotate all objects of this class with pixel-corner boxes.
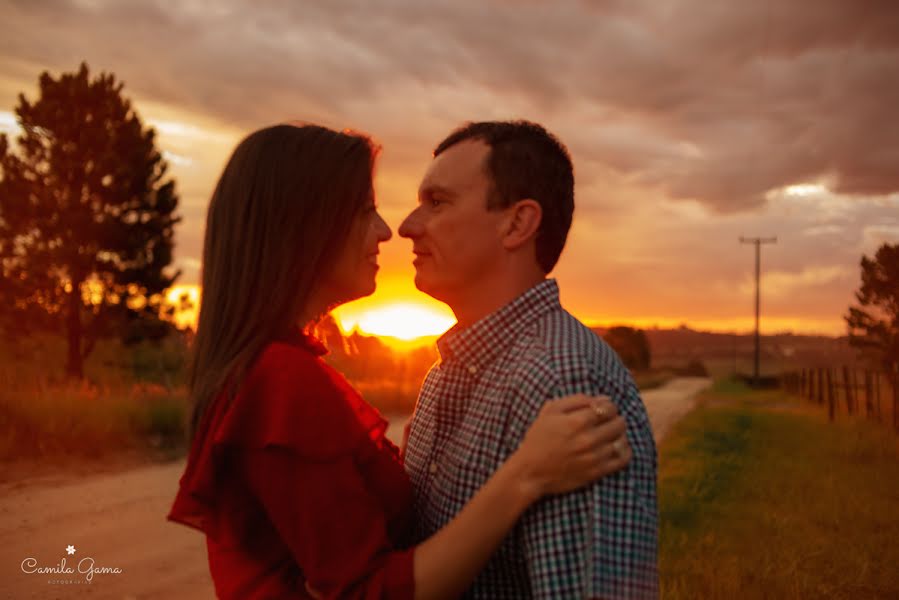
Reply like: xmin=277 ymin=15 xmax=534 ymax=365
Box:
xmin=66 ymin=545 xmax=76 ymax=555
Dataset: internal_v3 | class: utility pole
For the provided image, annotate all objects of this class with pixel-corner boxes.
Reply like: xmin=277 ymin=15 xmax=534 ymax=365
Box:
xmin=739 ymin=236 xmax=777 ymax=384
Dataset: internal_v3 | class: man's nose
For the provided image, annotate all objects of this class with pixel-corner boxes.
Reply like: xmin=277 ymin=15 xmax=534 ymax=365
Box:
xmin=398 ymin=208 xmax=422 ymax=239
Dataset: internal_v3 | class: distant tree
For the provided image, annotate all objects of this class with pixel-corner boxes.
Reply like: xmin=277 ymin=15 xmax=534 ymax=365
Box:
xmin=602 ymin=326 xmax=651 ymax=371
xmin=0 ymin=62 xmax=180 ymax=378
xmin=845 ymin=242 xmax=899 ymax=380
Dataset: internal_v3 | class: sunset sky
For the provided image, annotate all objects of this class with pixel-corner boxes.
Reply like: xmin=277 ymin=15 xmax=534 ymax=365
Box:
xmin=2 ymin=0 xmax=897 ymax=338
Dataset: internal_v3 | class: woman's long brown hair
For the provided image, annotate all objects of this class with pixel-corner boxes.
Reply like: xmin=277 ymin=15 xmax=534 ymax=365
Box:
xmin=188 ymin=124 xmax=377 ymax=440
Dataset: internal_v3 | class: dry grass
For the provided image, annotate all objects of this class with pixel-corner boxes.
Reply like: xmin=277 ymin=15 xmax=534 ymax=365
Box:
xmin=0 ymin=335 xmax=189 ymax=466
xmin=659 ymin=380 xmax=899 ymax=599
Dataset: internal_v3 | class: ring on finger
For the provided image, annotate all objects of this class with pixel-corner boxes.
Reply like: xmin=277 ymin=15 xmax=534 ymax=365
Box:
xmin=592 ymin=403 xmax=607 ymax=422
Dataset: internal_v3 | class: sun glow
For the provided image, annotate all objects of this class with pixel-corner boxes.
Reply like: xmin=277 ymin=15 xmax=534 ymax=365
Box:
xmin=165 ymin=284 xmax=201 ymax=330
xmin=159 ymin=278 xmax=456 ymax=342
xmin=334 ymin=302 xmax=455 ymax=341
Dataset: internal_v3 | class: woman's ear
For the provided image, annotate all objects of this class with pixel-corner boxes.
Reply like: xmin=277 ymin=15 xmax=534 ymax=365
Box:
xmin=500 ymin=199 xmax=542 ymax=250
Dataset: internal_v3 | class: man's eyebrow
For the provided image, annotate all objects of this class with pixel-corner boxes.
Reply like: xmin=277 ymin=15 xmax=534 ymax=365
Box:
xmin=418 ymin=184 xmax=454 ymax=200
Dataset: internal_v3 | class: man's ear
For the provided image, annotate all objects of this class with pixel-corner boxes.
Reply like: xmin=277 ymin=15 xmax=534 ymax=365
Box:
xmin=500 ymin=199 xmax=542 ymax=250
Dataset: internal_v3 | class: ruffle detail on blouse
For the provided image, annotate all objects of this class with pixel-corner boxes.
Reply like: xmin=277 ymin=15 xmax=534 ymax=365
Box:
xmin=168 ymin=334 xmax=391 ymax=540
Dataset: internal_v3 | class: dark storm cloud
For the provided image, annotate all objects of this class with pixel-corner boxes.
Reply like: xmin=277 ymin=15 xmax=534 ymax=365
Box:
xmin=2 ymin=0 xmax=897 ymax=211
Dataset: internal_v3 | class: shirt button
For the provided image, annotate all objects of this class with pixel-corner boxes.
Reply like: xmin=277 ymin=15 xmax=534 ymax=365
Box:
xmin=468 ymin=365 xmax=478 ymax=374
xmin=429 ymin=461 xmax=438 ymax=474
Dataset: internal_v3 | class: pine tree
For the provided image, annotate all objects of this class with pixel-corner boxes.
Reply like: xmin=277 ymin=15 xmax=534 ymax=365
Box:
xmin=0 ymin=62 xmax=181 ymax=378
xmin=846 ymin=242 xmax=899 ymax=427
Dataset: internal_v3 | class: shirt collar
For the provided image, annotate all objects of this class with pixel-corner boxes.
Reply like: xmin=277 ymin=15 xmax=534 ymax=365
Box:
xmin=436 ymin=279 xmax=560 ymax=371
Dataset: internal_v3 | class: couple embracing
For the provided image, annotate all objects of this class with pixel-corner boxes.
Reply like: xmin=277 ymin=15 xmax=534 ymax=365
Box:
xmin=169 ymin=120 xmax=658 ymax=599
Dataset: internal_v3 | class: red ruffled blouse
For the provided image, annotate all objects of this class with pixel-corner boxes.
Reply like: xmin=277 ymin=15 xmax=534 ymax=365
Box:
xmin=168 ymin=332 xmax=416 ymax=599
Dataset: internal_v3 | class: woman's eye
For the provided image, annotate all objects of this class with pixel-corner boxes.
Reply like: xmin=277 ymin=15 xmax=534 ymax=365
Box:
xmin=430 ymin=198 xmax=443 ymax=208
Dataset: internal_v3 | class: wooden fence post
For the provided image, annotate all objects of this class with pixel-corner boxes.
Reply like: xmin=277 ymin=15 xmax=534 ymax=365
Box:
xmin=888 ymin=372 xmax=899 ymax=431
xmin=817 ymin=368 xmax=825 ymax=406
xmin=843 ymin=366 xmax=854 ymax=415
xmin=864 ymin=370 xmax=874 ymax=420
xmin=826 ymin=368 xmax=836 ymax=423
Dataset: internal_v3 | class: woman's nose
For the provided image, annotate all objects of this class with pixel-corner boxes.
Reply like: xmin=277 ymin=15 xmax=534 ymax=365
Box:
xmin=376 ymin=212 xmax=392 ymax=242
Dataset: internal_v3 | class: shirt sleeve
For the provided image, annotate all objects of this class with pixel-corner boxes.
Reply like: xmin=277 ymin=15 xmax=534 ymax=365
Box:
xmin=512 ymin=369 xmax=659 ymax=599
xmin=240 ymin=446 xmax=416 ymax=600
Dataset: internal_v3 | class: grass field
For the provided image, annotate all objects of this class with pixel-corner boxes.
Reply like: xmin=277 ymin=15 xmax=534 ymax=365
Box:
xmin=659 ymin=379 xmax=899 ymax=599
xmin=0 ymin=335 xmax=190 ymax=467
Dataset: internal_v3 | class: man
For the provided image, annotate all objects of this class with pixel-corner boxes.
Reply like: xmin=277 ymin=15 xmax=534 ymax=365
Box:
xmin=398 ymin=121 xmax=659 ymax=599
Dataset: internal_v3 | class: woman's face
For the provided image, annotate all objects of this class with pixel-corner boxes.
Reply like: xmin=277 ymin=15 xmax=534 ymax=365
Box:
xmin=318 ymin=192 xmax=392 ymax=308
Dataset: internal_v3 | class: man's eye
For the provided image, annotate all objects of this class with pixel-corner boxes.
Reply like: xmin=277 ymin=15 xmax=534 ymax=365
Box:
xmin=430 ymin=198 xmax=443 ymax=208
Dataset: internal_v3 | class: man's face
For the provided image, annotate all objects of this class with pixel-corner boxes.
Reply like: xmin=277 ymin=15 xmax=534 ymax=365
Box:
xmin=398 ymin=139 xmax=506 ymax=303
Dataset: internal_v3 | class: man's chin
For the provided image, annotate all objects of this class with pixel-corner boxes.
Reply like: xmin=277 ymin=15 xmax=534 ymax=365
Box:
xmin=413 ymin=273 xmax=449 ymax=303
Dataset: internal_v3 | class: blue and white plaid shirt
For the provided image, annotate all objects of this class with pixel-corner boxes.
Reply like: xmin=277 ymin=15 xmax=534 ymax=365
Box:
xmin=404 ymin=279 xmax=659 ymax=599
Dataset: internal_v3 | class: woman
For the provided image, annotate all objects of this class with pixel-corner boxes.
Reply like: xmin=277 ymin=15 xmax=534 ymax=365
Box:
xmin=168 ymin=124 xmax=632 ymax=599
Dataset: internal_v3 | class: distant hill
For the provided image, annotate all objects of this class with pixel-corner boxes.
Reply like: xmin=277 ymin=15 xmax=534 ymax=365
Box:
xmin=590 ymin=325 xmax=860 ymax=377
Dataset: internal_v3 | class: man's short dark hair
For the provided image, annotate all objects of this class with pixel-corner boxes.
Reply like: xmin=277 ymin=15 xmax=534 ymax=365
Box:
xmin=434 ymin=120 xmax=574 ymax=273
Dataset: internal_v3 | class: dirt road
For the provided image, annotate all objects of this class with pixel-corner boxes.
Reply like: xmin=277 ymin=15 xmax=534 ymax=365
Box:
xmin=1 ymin=377 xmax=709 ymax=599
xmin=640 ymin=377 xmax=712 ymax=443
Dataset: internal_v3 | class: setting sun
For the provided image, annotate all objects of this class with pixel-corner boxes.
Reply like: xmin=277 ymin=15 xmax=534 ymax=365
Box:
xmin=334 ymin=301 xmax=455 ymax=341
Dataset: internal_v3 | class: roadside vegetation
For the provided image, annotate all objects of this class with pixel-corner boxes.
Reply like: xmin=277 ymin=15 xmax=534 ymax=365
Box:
xmin=659 ymin=379 xmax=899 ymax=598
xmin=0 ymin=335 xmax=189 ymax=470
